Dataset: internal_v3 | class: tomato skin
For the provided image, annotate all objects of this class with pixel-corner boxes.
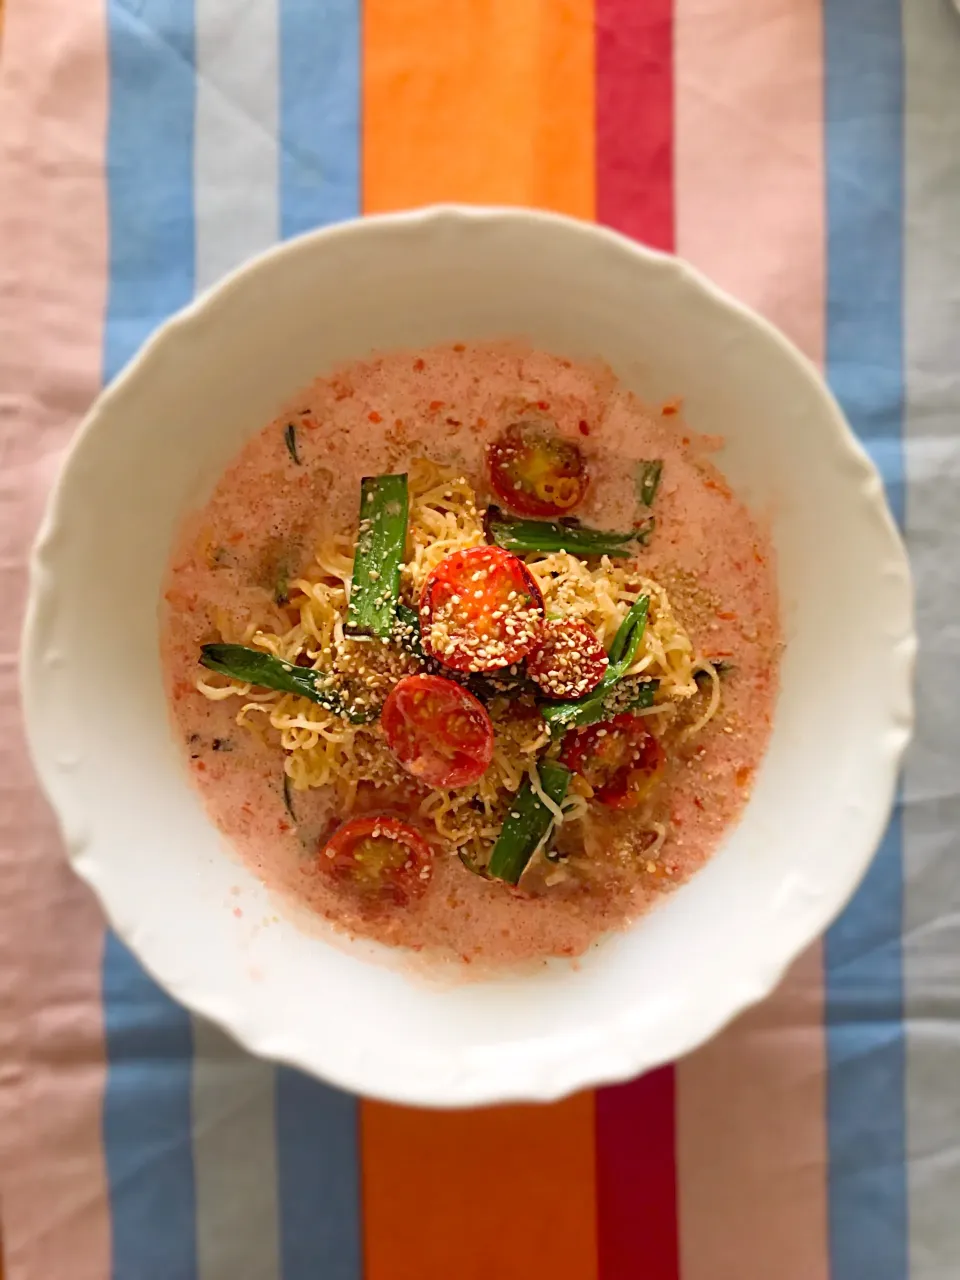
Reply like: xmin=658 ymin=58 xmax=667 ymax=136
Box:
xmin=319 ymin=815 xmax=434 ymax=904
xmin=527 ymin=618 xmax=608 ymax=699
xmin=381 ymin=673 xmax=494 ymax=788
xmin=560 ymin=713 xmax=664 ymax=809
xmin=487 ymin=421 xmax=588 ymax=517
xmin=419 ymin=546 xmax=544 ymax=673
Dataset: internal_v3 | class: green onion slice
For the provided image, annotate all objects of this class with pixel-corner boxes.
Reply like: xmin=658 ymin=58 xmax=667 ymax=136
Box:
xmin=538 ymin=594 xmax=652 ymax=734
xmin=199 ymin=643 xmax=375 ymax=724
xmin=485 ymin=506 xmax=637 ymax=558
xmin=635 ymin=460 xmax=663 ymax=507
xmin=345 ymin=474 xmax=409 ymax=639
xmin=487 ymin=759 xmax=572 ymax=885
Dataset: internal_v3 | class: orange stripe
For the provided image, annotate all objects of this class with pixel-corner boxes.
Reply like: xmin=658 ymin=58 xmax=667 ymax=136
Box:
xmin=362 ymin=6 xmax=596 ymax=1276
xmin=363 ymin=0 xmax=595 ymax=218
xmin=361 ymin=1093 xmax=598 ymax=1280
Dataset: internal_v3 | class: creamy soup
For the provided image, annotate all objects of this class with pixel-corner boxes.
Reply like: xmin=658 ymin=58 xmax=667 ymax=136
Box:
xmin=162 ymin=343 xmax=779 ymax=964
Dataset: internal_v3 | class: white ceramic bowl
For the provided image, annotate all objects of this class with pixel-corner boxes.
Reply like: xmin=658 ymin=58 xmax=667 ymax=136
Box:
xmin=22 ymin=207 xmax=914 ymax=1106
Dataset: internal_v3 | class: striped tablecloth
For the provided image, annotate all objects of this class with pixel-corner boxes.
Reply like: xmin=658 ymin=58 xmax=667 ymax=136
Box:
xmin=2 ymin=2 xmax=958 ymax=1278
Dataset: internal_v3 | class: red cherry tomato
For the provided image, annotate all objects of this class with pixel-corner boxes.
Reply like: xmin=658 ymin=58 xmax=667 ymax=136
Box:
xmin=419 ymin=546 xmax=544 ymax=673
xmin=319 ymin=815 xmax=434 ymax=904
xmin=487 ymin=421 xmax=588 ymax=516
xmin=560 ymin=713 xmax=664 ymax=810
xmin=381 ymin=673 xmax=494 ymax=788
xmin=527 ymin=618 xmax=608 ymax=699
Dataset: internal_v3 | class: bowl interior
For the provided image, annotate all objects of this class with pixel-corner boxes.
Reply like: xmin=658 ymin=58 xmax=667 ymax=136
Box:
xmin=24 ymin=208 xmax=912 ymax=1104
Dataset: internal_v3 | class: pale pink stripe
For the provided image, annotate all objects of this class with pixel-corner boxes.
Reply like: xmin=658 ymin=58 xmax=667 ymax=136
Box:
xmin=674 ymin=4 xmax=828 ymax=1279
xmin=676 ymin=948 xmax=829 ymax=1280
xmin=674 ymin=0 xmax=825 ymax=367
xmin=0 ymin=3 xmax=112 ymax=1279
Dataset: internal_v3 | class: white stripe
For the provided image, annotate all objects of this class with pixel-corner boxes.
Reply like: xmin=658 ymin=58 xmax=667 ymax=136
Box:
xmin=192 ymin=1019 xmax=281 ymax=1280
xmin=195 ymin=0 xmax=279 ymax=292
xmin=193 ymin=3 xmax=281 ymax=1276
xmin=903 ymin=4 xmax=960 ymax=1278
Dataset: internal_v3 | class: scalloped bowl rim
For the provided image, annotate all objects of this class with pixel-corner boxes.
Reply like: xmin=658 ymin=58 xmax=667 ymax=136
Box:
xmin=21 ymin=206 xmax=915 ymax=1106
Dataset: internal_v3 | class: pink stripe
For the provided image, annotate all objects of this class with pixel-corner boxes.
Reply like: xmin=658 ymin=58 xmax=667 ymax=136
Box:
xmin=673 ymin=8 xmax=828 ymax=1276
xmin=676 ymin=948 xmax=829 ymax=1280
xmin=0 ymin=3 xmax=112 ymax=1279
xmin=674 ymin=0 xmax=825 ymax=367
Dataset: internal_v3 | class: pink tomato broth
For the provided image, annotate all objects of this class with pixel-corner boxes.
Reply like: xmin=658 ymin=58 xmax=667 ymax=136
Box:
xmin=162 ymin=343 xmax=779 ymax=964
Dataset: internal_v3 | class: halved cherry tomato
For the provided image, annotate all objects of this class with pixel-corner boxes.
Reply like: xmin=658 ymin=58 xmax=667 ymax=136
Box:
xmin=381 ymin=673 xmax=494 ymax=788
xmin=527 ymin=618 xmax=608 ymax=699
xmin=560 ymin=713 xmax=664 ymax=810
xmin=487 ymin=421 xmax=588 ymax=516
xmin=319 ymin=815 xmax=434 ymax=904
xmin=419 ymin=546 xmax=544 ymax=672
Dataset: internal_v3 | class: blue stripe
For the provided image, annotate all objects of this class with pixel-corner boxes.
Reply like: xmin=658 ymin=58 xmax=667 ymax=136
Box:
xmin=275 ymin=4 xmax=363 ymax=1278
xmin=103 ymin=2 xmax=198 ymax=1277
xmin=279 ymin=0 xmax=361 ymax=238
xmin=102 ymin=936 xmax=198 ymax=1280
xmin=103 ymin=0 xmax=197 ymax=382
xmin=824 ymin=3 xmax=908 ymax=1279
xmin=275 ymin=1070 xmax=363 ymax=1279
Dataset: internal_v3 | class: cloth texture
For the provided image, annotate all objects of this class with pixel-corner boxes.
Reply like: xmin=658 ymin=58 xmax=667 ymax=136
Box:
xmin=1 ymin=1 xmax=958 ymax=1277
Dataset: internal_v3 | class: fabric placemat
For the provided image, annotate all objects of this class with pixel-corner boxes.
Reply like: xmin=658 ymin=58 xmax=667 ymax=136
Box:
xmin=1 ymin=2 xmax=958 ymax=1277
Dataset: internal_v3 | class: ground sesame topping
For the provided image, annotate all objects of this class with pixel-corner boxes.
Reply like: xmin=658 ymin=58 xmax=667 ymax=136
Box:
xmin=527 ymin=617 xmax=608 ymax=699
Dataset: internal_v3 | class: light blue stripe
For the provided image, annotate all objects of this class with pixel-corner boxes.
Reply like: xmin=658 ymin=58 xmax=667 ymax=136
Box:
xmin=279 ymin=0 xmax=361 ymax=238
xmin=824 ymin=3 xmax=908 ymax=1278
xmin=103 ymin=2 xmax=198 ymax=1277
xmin=275 ymin=3 xmax=363 ymax=1277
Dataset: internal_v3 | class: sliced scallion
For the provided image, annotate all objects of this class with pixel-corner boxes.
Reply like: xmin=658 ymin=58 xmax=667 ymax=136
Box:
xmin=484 ymin=506 xmax=637 ymax=558
xmin=393 ymin=602 xmax=427 ymax=661
xmin=282 ymin=772 xmax=296 ymax=820
xmin=345 ymin=474 xmax=409 ymax=639
xmin=284 ymin=423 xmax=301 ymax=465
xmin=539 ymin=594 xmax=651 ymax=734
xmin=539 ymin=675 xmax=659 ymax=734
xmin=606 ymin=594 xmax=650 ymax=668
xmin=636 ymin=460 xmax=663 ymax=506
xmin=486 ymin=759 xmax=572 ymax=885
xmin=634 ymin=516 xmax=655 ymax=546
xmin=199 ymin=643 xmax=375 ymax=724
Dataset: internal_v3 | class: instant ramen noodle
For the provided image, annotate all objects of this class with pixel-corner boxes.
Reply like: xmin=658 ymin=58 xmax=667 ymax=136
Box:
xmin=162 ymin=343 xmax=780 ymax=963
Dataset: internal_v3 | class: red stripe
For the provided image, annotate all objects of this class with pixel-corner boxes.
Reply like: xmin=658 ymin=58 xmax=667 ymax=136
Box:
xmin=594 ymin=3 xmax=679 ymax=1276
xmin=596 ymin=0 xmax=674 ymax=250
xmin=596 ymin=1068 xmax=680 ymax=1279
